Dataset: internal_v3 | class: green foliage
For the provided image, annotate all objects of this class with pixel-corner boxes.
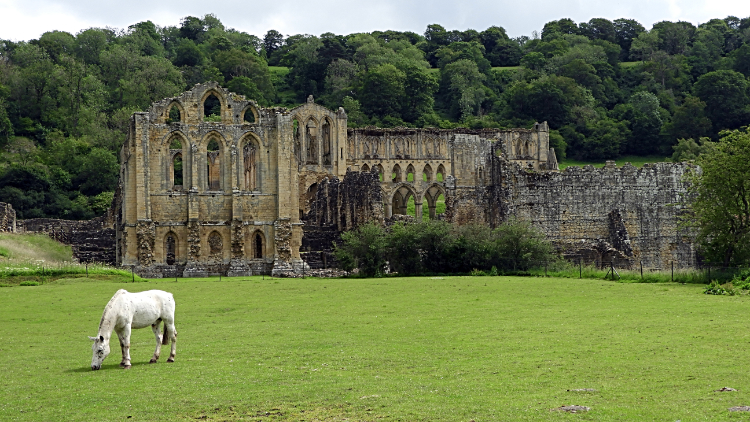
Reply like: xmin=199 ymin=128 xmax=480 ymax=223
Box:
xmin=693 ymin=70 xmax=750 ymax=133
xmin=671 ymin=137 xmax=711 ymax=162
xmin=337 ymin=218 xmax=555 ymax=276
xmin=3 ymin=14 xmax=750 ymax=221
xmin=703 ymin=280 xmax=736 ymax=295
xmin=333 ymin=222 xmax=388 ymax=277
xmin=687 ymin=128 xmax=750 ymax=266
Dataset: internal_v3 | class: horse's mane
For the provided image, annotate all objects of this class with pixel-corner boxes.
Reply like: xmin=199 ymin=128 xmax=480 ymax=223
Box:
xmin=99 ymin=289 xmax=128 ymax=331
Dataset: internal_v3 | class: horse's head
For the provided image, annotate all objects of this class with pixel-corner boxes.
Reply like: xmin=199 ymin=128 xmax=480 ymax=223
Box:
xmin=88 ymin=335 xmax=110 ymax=370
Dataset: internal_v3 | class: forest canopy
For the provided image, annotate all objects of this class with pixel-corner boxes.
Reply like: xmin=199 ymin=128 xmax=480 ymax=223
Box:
xmin=1 ymin=14 xmax=750 ymax=219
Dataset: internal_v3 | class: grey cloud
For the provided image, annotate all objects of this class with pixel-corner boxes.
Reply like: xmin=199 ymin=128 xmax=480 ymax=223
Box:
xmin=2 ymin=0 xmax=749 ymax=42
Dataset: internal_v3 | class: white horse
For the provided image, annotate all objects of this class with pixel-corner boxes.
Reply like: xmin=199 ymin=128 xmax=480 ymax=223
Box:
xmin=89 ymin=289 xmax=177 ymax=370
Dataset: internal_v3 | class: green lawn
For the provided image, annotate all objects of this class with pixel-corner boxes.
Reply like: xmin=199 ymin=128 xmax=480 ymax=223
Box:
xmin=268 ymin=66 xmax=290 ymax=76
xmin=2 ymin=276 xmax=749 ymax=421
xmin=559 ymin=155 xmax=670 ymax=170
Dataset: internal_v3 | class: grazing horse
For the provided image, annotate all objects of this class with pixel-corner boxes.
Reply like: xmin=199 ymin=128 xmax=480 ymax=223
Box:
xmin=89 ymin=289 xmax=177 ymax=370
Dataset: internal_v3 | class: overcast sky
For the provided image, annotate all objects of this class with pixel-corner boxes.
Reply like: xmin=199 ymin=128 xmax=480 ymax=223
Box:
xmin=2 ymin=0 xmax=750 ymax=42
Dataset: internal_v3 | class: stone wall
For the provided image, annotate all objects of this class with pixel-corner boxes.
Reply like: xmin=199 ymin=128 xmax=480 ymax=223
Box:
xmin=301 ymin=170 xmax=384 ymax=268
xmin=448 ymin=148 xmax=697 ymax=269
xmin=18 ymin=215 xmax=116 ymax=265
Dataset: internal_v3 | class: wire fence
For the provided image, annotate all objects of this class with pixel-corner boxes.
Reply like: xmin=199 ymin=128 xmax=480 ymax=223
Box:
xmin=482 ymin=257 xmax=749 ymax=284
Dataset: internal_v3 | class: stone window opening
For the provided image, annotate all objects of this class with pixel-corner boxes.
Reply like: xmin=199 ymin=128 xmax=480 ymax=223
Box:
xmin=422 ymin=164 xmax=433 ymax=182
xmin=165 ymin=233 xmax=177 ymax=265
xmin=243 ymin=141 xmax=258 ymax=191
xmin=392 ymin=186 xmax=416 ymax=216
xmin=208 ymin=231 xmax=223 ymax=256
xmin=322 ymin=120 xmax=331 ymax=165
xmin=392 ymin=164 xmax=402 ymax=182
xmin=306 ymin=120 xmax=318 ymax=165
xmin=169 ymin=138 xmax=184 ymax=190
xmin=375 ymin=164 xmax=384 ymax=182
xmin=207 ymin=138 xmax=221 ymax=191
xmin=167 ymin=105 xmax=181 ymax=123
xmin=361 ymin=164 xmax=370 ymax=172
xmin=436 ymin=164 xmax=445 ymax=182
xmin=406 ymin=164 xmax=415 ymax=182
xmin=423 ymin=189 xmax=446 ymax=220
xmin=254 ymin=232 xmax=264 ymax=259
xmin=203 ymin=93 xmax=222 ymax=122
xmin=243 ymin=107 xmax=256 ymax=124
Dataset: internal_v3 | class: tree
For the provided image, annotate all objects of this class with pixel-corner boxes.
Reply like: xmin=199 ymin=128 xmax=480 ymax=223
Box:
xmin=0 ymin=83 xmax=12 ymax=145
xmin=360 ymin=63 xmax=406 ymax=119
xmin=333 ymin=222 xmax=387 ymax=276
xmin=490 ymin=217 xmax=553 ymax=271
xmin=687 ymin=128 xmax=750 ymax=265
xmin=732 ymin=43 xmax=750 ymax=77
xmin=630 ymin=31 xmax=659 ymax=61
xmin=625 ymin=91 xmax=663 ymax=155
xmin=652 ymin=20 xmax=696 ymax=55
xmin=173 ymin=38 xmax=203 ymax=67
xmin=440 ymin=59 xmax=487 ymax=120
xmin=613 ymin=18 xmax=645 ymax=60
xmin=579 ymin=18 xmax=617 ymax=43
xmin=664 ymin=96 xmax=712 ymax=142
xmin=541 ymin=18 xmax=579 ymax=40
xmin=694 ymin=70 xmax=750 ymax=134
xmin=263 ymin=30 xmax=284 ymax=62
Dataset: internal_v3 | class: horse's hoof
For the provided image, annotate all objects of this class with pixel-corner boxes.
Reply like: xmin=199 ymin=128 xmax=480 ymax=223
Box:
xmin=167 ymin=358 xmax=175 ymax=363
xmin=123 ymin=365 xmax=131 ymax=369
xmin=149 ymin=358 xmax=157 ymax=364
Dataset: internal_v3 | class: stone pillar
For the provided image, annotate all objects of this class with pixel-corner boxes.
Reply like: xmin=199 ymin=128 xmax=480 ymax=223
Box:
xmin=227 ymin=219 xmax=250 ymax=276
xmin=385 ymin=203 xmax=393 ymax=219
xmin=415 ymin=202 xmax=423 ymax=222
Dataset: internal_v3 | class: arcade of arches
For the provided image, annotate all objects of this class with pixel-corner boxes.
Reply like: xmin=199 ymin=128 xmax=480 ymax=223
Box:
xmin=117 ymin=82 xmax=555 ymax=277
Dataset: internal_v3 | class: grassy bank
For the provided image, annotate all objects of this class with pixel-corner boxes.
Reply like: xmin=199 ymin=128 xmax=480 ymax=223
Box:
xmin=559 ymin=155 xmax=670 ymax=170
xmin=2 ymin=275 xmax=749 ymax=420
xmin=0 ymin=233 xmax=140 ymax=285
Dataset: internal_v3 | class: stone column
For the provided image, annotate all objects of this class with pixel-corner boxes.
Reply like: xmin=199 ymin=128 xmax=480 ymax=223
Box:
xmin=415 ymin=202 xmax=423 ymax=222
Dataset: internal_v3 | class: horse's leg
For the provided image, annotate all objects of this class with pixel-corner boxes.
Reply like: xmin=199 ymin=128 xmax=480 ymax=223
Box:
xmin=165 ymin=322 xmax=177 ymax=363
xmin=149 ymin=320 xmax=162 ymax=363
xmin=117 ymin=330 xmax=128 ymax=367
xmin=119 ymin=325 xmax=132 ymax=369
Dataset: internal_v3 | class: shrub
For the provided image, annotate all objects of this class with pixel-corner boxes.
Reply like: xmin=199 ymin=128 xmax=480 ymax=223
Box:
xmin=333 ymin=222 xmax=388 ymax=277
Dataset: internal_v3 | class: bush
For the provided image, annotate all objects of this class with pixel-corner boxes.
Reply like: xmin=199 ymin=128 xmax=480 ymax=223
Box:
xmin=704 ymin=280 xmax=738 ymax=295
xmin=333 ymin=222 xmax=388 ymax=277
xmin=336 ymin=218 xmax=556 ymax=277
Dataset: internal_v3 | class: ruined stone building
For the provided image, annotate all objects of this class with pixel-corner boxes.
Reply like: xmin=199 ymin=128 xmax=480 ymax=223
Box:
xmin=108 ymin=82 xmax=695 ymax=277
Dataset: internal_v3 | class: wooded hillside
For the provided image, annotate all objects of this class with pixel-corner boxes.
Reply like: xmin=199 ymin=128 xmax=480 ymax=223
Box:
xmin=1 ymin=14 xmax=749 ymax=219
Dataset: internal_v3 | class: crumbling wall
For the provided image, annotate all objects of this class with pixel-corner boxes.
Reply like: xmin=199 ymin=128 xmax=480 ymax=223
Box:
xmin=18 ymin=215 xmax=116 ymax=265
xmin=0 ymin=202 xmax=16 ymax=233
xmin=301 ymin=170 xmax=384 ymax=268
xmin=468 ymin=147 xmax=697 ymax=268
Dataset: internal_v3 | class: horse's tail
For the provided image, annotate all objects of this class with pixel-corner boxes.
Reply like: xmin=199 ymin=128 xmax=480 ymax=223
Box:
xmin=162 ymin=322 xmax=169 ymax=345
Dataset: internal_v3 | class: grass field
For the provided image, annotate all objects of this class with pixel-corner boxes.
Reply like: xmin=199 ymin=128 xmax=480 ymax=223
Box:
xmin=559 ymin=155 xmax=670 ymax=170
xmin=2 ymin=275 xmax=750 ymax=421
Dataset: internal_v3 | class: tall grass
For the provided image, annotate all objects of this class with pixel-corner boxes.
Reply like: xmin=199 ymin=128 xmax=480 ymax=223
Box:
xmin=526 ymin=260 xmax=724 ymax=284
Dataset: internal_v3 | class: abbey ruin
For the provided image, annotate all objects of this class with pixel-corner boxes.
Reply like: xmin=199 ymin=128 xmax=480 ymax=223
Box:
xmin=8 ymin=82 xmax=696 ymax=276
